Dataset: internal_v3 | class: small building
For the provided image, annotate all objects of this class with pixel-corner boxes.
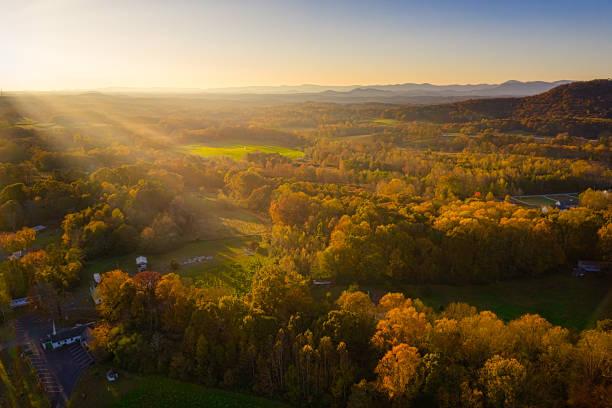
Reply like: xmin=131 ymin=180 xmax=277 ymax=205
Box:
xmin=11 ymin=297 xmax=29 ymax=308
xmin=42 ymin=322 xmax=85 ymax=350
xmin=136 ymin=256 xmax=148 ymax=272
xmin=107 ymin=369 xmax=119 ymax=381
xmin=574 ymin=261 xmax=612 ymax=277
xmin=8 ymin=250 xmax=25 ymax=260
xmin=553 ymin=199 xmax=578 ymax=210
xmin=312 ymin=280 xmax=333 ymax=286
xmin=10 ymin=295 xmax=40 ymax=308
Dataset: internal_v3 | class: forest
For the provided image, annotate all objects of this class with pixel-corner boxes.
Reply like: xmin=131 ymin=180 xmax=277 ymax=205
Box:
xmin=0 ymin=80 xmax=610 ymax=408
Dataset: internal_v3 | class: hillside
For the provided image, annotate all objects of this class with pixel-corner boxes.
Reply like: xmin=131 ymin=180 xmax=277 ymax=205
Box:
xmin=389 ymin=79 xmax=612 ymax=137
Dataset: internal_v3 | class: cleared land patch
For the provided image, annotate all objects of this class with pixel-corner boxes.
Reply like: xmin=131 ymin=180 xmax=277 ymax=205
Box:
xmin=69 ymin=365 xmax=287 ymax=408
xmin=372 ymin=118 xmax=399 ymax=125
xmin=510 ymin=193 xmax=579 ymax=208
xmin=178 ymin=143 xmax=304 ymax=160
xmin=314 ymin=273 xmax=611 ymax=330
xmin=77 ymin=193 xmax=270 ymax=297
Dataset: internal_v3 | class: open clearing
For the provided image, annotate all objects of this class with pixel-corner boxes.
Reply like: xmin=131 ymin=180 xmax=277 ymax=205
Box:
xmin=510 ymin=193 xmax=579 ymax=207
xmin=314 ymin=273 xmax=612 ymax=330
xmin=372 ymin=118 xmax=399 ymax=126
xmin=69 ymin=365 xmax=287 ymax=408
xmin=178 ymin=143 xmax=304 ymax=160
xmin=77 ymin=193 xmax=270 ymax=298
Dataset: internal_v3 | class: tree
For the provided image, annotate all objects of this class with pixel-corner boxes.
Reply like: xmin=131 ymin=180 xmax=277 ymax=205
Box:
xmin=1 ymin=200 xmax=23 ymax=231
xmin=598 ymin=223 xmax=612 ymax=261
xmin=375 ymin=343 xmax=423 ymax=402
xmin=569 ymin=326 xmax=612 ymax=408
xmin=479 ymin=355 xmax=526 ymax=408
xmin=97 ymin=270 xmax=130 ymax=322
xmin=579 ymin=189 xmax=611 ymax=210
xmin=250 ymin=265 xmax=312 ymax=319
xmin=0 ymin=227 xmax=36 ymax=253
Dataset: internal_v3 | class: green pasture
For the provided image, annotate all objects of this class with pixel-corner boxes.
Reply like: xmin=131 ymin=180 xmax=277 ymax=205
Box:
xmin=372 ymin=118 xmax=399 ymax=126
xmin=178 ymin=143 xmax=304 ymax=160
xmin=511 ymin=194 xmax=579 ymax=208
xmin=69 ymin=365 xmax=286 ymax=408
xmin=76 ymin=193 xmax=270 ymax=298
xmin=314 ymin=273 xmax=612 ymax=330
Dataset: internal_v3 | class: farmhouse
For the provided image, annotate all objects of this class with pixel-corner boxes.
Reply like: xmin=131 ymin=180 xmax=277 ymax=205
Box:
xmin=42 ymin=322 xmax=86 ymax=350
xmin=136 ymin=256 xmax=148 ymax=272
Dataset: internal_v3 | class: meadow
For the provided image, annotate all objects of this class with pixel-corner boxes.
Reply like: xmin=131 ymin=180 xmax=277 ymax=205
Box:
xmin=68 ymin=365 xmax=286 ymax=408
xmin=372 ymin=118 xmax=399 ymax=125
xmin=76 ymin=193 xmax=270 ymax=298
xmin=314 ymin=273 xmax=612 ymax=330
xmin=178 ymin=143 xmax=304 ymax=160
xmin=510 ymin=193 xmax=579 ymax=208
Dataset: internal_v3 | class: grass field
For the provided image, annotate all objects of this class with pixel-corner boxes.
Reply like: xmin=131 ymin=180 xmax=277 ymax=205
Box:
xmin=510 ymin=193 xmax=579 ymax=208
xmin=33 ymin=228 xmax=62 ymax=249
xmin=68 ymin=365 xmax=287 ymax=408
xmin=78 ymin=235 xmax=266 ymax=299
xmin=314 ymin=274 xmax=612 ymax=330
xmin=183 ymin=193 xmax=269 ymax=239
xmin=372 ymin=118 xmax=399 ymax=126
xmin=75 ymin=194 xmax=270 ymax=299
xmin=178 ymin=143 xmax=304 ymax=160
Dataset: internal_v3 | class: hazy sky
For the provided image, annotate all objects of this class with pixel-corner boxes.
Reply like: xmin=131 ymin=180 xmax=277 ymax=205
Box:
xmin=2 ymin=0 xmax=612 ymax=90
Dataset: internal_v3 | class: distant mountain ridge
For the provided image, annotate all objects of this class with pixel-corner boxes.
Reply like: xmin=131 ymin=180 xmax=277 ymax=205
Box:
xmin=88 ymin=80 xmax=575 ymax=104
xmin=198 ymin=80 xmax=573 ymax=103
xmin=204 ymin=80 xmax=572 ymax=96
xmin=387 ymin=79 xmax=612 ymax=137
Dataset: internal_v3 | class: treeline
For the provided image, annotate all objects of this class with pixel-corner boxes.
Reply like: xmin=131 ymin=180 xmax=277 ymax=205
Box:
xmin=269 ymin=186 xmax=611 ymax=284
xmin=92 ymin=269 xmax=612 ymax=408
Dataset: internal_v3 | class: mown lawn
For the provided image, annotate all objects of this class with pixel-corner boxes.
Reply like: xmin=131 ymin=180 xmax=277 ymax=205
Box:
xmin=314 ymin=274 xmax=612 ymax=330
xmin=68 ymin=365 xmax=286 ymax=408
xmin=178 ymin=143 xmax=304 ymax=160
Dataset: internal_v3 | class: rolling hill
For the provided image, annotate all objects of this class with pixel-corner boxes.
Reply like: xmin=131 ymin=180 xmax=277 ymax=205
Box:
xmin=388 ymin=79 xmax=612 ymax=137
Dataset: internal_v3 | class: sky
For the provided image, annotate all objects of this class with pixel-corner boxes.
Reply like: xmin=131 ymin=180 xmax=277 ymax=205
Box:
xmin=1 ymin=0 xmax=612 ymax=90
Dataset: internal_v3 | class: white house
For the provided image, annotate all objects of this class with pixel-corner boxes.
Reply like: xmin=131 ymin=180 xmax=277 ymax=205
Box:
xmin=136 ymin=256 xmax=148 ymax=272
xmin=42 ymin=322 xmax=85 ymax=350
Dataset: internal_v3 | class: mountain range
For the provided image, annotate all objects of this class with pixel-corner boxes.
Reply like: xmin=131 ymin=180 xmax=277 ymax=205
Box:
xmin=97 ymin=80 xmax=574 ymax=104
